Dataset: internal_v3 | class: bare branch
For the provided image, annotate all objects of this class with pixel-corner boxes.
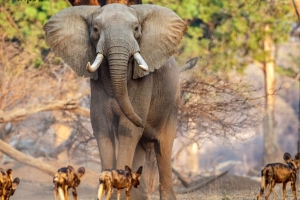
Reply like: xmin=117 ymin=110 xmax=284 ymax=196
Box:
xmin=0 ymin=94 xmax=90 ymax=123
xmin=178 ymin=65 xmax=264 ymax=143
xmin=0 ymin=139 xmax=56 ymax=175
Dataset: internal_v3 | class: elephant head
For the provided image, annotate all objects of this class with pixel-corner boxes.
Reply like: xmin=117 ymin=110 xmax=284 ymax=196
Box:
xmin=44 ymin=4 xmax=187 ymax=127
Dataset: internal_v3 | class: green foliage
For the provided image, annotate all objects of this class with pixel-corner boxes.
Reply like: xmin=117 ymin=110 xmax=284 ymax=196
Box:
xmin=145 ymin=0 xmax=295 ymax=73
xmin=221 ymin=192 xmax=231 ymax=200
xmin=276 ymin=66 xmax=298 ymax=78
xmin=0 ymin=0 xmax=69 ymax=68
xmin=1 ymin=0 xmax=296 ymax=74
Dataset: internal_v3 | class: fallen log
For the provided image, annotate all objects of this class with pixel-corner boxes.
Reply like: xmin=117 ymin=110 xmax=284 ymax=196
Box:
xmin=175 ymin=169 xmax=229 ymax=194
xmin=0 ymin=139 xmax=100 ymax=187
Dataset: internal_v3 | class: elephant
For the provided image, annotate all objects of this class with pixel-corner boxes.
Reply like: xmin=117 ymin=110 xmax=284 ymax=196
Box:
xmin=68 ymin=0 xmax=142 ymax=7
xmin=44 ymin=3 xmax=193 ymax=200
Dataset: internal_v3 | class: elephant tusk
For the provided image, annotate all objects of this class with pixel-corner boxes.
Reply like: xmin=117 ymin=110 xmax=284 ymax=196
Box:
xmin=86 ymin=53 xmax=104 ymax=73
xmin=133 ymin=52 xmax=148 ymax=71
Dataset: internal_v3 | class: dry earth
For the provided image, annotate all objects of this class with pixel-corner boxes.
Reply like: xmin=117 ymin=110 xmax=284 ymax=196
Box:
xmin=3 ymin=162 xmax=300 ymax=200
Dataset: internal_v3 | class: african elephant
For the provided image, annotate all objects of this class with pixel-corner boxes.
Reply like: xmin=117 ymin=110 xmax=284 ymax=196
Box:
xmin=44 ymin=4 xmax=189 ymax=200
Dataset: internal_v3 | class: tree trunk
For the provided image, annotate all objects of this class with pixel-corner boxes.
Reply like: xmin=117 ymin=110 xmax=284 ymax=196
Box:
xmin=262 ymin=24 xmax=279 ymax=165
xmin=293 ymin=0 xmax=300 ymax=20
xmin=186 ymin=120 xmax=199 ymax=173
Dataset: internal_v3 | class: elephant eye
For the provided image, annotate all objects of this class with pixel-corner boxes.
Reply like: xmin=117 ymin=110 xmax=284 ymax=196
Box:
xmin=134 ymin=26 xmax=139 ymax=32
xmin=93 ymin=26 xmax=98 ymax=32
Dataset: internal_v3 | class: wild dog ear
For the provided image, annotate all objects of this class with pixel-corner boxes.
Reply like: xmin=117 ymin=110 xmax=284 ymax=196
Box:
xmin=12 ymin=177 xmax=20 ymax=188
xmin=295 ymin=153 xmax=300 ymax=160
xmin=125 ymin=165 xmax=132 ymax=173
xmin=284 ymin=152 xmax=293 ymax=163
xmin=6 ymin=169 xmax=13 ymax=180
xmin=67 ymin=166 xmax=75 ymax=172
xmin=136 ymin=166 xmax=143 ymax=175
xmin=77 ymin=167 xmax=86 ymax=178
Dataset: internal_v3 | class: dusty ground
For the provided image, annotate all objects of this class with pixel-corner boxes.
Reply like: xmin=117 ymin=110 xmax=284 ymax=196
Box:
xmin=4 ymin=162 xmax=299 ymax=200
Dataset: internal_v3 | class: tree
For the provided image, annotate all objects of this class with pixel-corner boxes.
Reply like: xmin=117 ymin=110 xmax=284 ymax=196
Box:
xmin=146 ymin=0 xmax=295 ymax=166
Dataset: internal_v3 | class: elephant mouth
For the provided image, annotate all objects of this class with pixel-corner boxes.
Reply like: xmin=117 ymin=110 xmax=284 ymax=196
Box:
xmin=86 ymin=52 xmax=148 ymax=73
xmin=86 ymin=51 xmax=149 ymax=128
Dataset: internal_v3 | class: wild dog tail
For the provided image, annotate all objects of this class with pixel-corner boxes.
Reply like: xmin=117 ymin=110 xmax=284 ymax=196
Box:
xmin=97 ymin=176 xmax=105 ymax=200
xmin=257 ymin=169 xmax=267 ymax=200
xmin=260 ymin=169 xmax=267 ymax=192
xmin=58 ymin=187 xmax=65 ymax=200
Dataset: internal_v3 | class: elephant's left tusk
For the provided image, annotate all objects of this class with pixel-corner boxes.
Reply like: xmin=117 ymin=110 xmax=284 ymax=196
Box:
xmin=86 ymin=53 xmax=104 ymax=73
xmin=133 ymin=52 xmax=148 ymax=71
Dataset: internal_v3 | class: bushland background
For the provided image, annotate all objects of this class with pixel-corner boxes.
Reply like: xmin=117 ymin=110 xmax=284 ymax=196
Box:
xmin=0 ymin=0 xmax=299 ymax=199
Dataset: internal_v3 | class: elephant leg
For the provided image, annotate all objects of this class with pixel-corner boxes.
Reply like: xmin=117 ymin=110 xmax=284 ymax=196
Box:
xmin=154 ymin=109 xmax=177 ymax=200
xmin=91 ymin=86 xmax=116 ymax=170
xmin=95 ymin=132 xmax=116 ymax=170
xmin=131 ymin=140 xmax=149 ymax=200
xmin=115 ymin=116 xmax=143 ymax=169
xmin=90 ymin=81 xmax=117 ymax=170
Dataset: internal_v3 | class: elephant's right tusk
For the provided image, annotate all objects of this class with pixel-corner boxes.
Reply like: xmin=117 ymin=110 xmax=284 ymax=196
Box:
xmin=133 ymin=52 xmax=148 ymax=71
xmin=86 ymin=53 xmax=104 ymax=73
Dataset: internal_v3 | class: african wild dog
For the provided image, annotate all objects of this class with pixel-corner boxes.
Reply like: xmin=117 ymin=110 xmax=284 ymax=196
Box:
xmin=0 ymin=168 xmax=20 ymax=200
xmin=97 ymin=165 xmax=143 ymax=200
xmin=257 ymin=152 xmax=300 ymax=200
xmin=53 ymin=165 xmax=85 ymax=200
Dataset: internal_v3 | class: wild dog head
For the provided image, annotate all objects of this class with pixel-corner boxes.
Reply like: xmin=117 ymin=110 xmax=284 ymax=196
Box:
xmin=129 ymin=166 xmax=143 ymax=188
xmin=0 ymin=168 xmax=20 ymax=200
xmin=284 ymin=152 xmax=300 ymax=170
xmin=53 ymin=165 xmax=85 ymax=186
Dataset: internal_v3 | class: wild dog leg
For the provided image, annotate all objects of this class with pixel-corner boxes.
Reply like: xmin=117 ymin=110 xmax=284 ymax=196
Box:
xmin=291 ymin=180 xmax=297 ymax=200
xmin=265 ymin=181 xmax=275 ymax=200
xmin=72 ymin=187 xmax=78 ymax=200
xmin=64 ymin=185 xmax=69 ymax=200
xmin=54 ymin=187 xmax=58 ymax=200
xmin=105 ymin=186 xmax=113 ymax=200
xmin=117 ymin=189 xmax=121 ymax=200
xmin=125 ymin=188 xmax=130 ymax=200
xmin=282 ymin=182 xmax=287 ymax=200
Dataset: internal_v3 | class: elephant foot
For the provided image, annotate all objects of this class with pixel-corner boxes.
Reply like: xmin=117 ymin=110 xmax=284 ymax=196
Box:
xmin=107 ymin=189 xmax=149 ymax=200
xmin=159 ymin=188 xmax=176 ymax=200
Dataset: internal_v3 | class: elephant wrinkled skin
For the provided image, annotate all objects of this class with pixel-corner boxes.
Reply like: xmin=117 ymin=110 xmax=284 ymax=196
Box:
xmin=44 ymin=4 xmax=188 ymax=200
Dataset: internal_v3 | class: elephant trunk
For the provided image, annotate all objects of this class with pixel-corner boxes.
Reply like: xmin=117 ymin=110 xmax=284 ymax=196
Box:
xmin=107 ymin=44 xmax=143 ymax=128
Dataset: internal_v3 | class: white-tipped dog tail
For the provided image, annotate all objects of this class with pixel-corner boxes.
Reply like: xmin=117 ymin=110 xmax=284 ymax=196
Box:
xmin=58 ymin=187 xmax=65 ymax=200
xmin=97 ymin=182 xmax=104 ymax=200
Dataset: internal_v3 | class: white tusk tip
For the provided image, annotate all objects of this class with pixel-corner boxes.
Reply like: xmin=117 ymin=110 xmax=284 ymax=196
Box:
xmin=139 ymin=65 xmax=148 ymax=71
xmin=86 ymin=62 xmax=93 ymax=73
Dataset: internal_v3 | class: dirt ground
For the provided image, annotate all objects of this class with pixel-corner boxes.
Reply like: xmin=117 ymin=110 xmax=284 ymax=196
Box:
xmin=4 ymin=162 xmax=299 ymax=200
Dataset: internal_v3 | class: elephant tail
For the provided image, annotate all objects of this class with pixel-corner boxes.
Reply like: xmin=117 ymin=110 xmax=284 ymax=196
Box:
xmin=179 ymin=57 xmax=198 ymax=73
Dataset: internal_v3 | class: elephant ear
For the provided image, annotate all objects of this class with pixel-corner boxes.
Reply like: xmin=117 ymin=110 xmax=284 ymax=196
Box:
xmin=43 ymin=6 xmax=101 ymax=80
xmin=131 ymin=5 xmax=187 ymax=79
